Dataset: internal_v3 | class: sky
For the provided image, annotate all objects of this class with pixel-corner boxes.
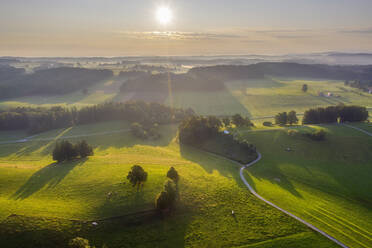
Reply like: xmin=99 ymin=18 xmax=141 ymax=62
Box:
xmin=1 ymin=0 xmax=372 ymax=56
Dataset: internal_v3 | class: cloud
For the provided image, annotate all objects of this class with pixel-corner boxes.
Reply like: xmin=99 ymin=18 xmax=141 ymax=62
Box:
xmin=340 ymin=27 xmax=372 ymax=34
xmin=114 ymin=31 xmax=243 ymax=41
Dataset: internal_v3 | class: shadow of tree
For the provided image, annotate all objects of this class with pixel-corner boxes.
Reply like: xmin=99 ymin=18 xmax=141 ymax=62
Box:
xmin=11 ymin=158 xmax=87 ymax=200
xmin=179 ymin=144 xmax=244 ymax=187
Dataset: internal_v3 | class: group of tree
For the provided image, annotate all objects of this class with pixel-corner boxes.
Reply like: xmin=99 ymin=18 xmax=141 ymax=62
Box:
xmin=155 ymin=167 xmax=180 ymax=212
xmin=179 ymin=115 xmax=257 ymax=164
xmin=231 ymin=114 xmax=253 ymax=127
xmin=0 ymin=67 xmax=113 ymax=99
xmin=130 ymin=122 xmax=160 ymax=140
xmin=275 ymin=111 xmax=298 ymax=125
xmin=302 ymin=105 xmax=368 ymax=124
xmin=52 ymin=140 xmax=93 ymax=163
xmin=125 ymin=165 xmax=180 ymax=213
xmin=0 ymin=101 xmax=195 ymax=134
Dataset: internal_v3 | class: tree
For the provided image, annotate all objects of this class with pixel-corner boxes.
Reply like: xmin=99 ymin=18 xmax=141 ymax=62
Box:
xmin=155 ymin=191 xmax=169 ymax=211
xmin=155 ymin=179 xmax=178 ymax=211
xmin=76 ymin=140 xmax=93 ymax=158
xmin=275 ymin=112 xmax=287 ymax=125
xmin=287 ymin=111 xmax=298 ymax=125
xmin=167 ymin=167 xmax=179 ymax=184
xmin=52 ymin=142 xmax=63 ymax=163
xmin=68 ymin=237 xmax=91 ymax=248
xmin=302 ymin=84 xmax=308 ymax=92
xmin=127 ymin=165 xmax=148 ymax=189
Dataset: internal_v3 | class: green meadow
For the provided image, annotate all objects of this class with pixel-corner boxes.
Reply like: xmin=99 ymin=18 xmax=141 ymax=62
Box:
xmin=239 ymin=124 xmax=372 ymax=248
xmin=0 ymin=121 xmax=337 ymax=248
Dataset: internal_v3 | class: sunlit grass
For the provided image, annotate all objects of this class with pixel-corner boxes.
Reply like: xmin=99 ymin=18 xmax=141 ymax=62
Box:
xmin=0 ymin=121 xmax=337 ymax=247
xmin=240 ymin=124 xmax=372 ymax=248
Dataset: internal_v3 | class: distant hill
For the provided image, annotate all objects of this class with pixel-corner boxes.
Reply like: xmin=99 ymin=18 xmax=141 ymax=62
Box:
xmin=250 ymin=62 xmax=372 ymax=80
xmin=120 ymin=65 xmax=264 ymax=94
xmin=0 ymin=67 xmax=113 ymax=99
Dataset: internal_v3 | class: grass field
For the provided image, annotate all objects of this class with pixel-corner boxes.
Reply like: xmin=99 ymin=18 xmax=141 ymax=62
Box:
xmin=0 ymin=121 xmax=337 ymax=248
xmin=238 ymin=124 xmax=372 ymax=248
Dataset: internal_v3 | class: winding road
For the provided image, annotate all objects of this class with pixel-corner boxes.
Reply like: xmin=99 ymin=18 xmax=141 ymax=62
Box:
xmin=239 ymin=124 xmax=372 ymax=248
xmin=239 ymin=152 xmax=350 ymax=248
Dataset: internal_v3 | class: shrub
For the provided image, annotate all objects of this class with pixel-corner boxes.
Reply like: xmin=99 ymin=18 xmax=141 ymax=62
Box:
xmin=68 ymin=237 xmax=91 ymax=248
xmin=304 ymin=129 xmax=326 ymax=141
xmin=131 ymin=122 xmax=161 ymax=140
xmin=287 ymin=129 xmax=299 ymax=136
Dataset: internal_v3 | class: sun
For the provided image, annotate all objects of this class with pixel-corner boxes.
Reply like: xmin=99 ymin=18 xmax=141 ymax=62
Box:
xmin=156 ymin=6 xmax=172 ymax=25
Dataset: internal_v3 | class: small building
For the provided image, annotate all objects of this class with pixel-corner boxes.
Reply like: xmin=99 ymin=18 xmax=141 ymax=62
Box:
xmin=327 ymin=92 xmax=333 ymax=97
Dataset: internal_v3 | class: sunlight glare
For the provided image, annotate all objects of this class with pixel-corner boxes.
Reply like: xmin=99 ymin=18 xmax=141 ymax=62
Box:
xmin=156 ymin=6 xmax=172 ymax=25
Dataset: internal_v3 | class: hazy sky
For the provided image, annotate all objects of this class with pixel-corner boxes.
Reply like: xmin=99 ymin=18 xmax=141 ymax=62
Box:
xmin=1 ymin=0 xmax=372 ymax=56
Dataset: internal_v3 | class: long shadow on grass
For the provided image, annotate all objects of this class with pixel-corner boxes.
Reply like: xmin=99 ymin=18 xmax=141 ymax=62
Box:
xmin=179 ymin=144 xmax=244 ymax=186
xmin=11 ymin=158 xmax=87 ymax=200
xmin=93 ymin=124 xmax=178 ymax=151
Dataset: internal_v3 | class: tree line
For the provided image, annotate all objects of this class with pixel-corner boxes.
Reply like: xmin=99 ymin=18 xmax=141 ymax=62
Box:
xmin=302 ymin=105 xmax=368 ymax=124
xmin=0 ymin=101 xmax=195 ymax=134
xmin=0 ymin=67 xmax=113 ymax=99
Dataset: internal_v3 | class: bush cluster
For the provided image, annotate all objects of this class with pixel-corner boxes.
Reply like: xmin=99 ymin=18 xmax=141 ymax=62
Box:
xmin=52 ymin=140 xmax=93 ymax=163
xmin=130 ymin=122 xmax=161 ymax=140
xmin=303 ymin=129 xmax=327 ymax=141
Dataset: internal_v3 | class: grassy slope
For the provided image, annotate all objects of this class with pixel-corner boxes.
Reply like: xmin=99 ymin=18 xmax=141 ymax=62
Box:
xmin=238 ymin=124 xmax=372 ymax=248
xmin=0 ymin=122 xmax=336 ymax=248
